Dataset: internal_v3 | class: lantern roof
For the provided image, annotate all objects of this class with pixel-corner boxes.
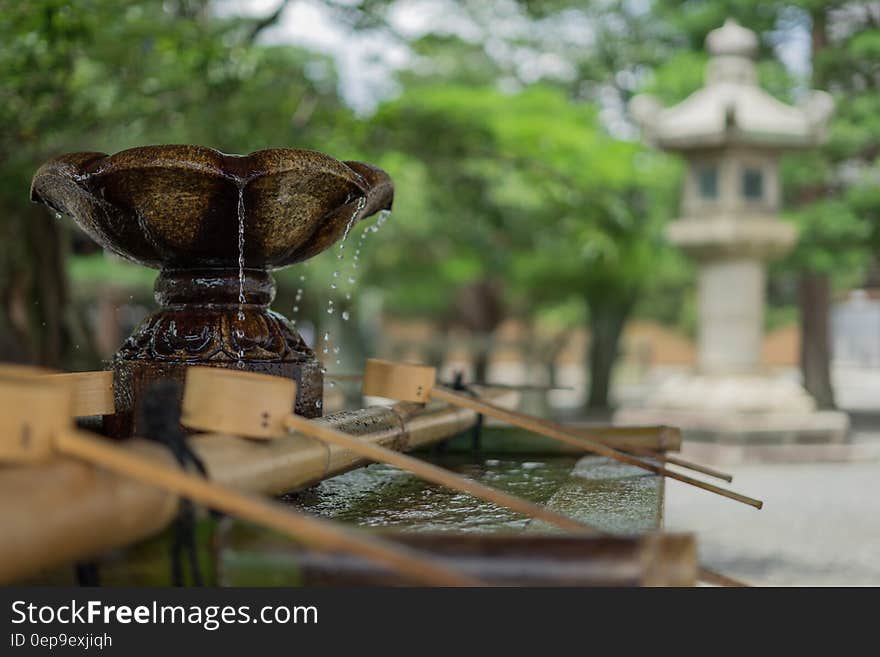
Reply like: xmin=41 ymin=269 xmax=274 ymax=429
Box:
xmin=630 ymin=19 xmax=834 ymax=151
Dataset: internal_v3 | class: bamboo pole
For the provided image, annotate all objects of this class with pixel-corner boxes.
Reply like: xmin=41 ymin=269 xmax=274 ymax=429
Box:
xmin=54 ymin=430 xmax=479 ymax=587
xmin=0 ymin=400 xmax=492 ymax=583
xmin=0 ymin=370 xmax=479 ymax=586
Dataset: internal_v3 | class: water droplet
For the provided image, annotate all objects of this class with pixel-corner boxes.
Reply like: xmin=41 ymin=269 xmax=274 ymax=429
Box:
xmin=322 ymin=347 xmax=329 ymax=354
xmin=323 ymin=331 xmax=330 ymax=341
xmin=299 ymin=275 xmax=306 ymax=282
xmin=315 ymin=399 xmax=323 ymax=409
xmin=327 ymin=307 xmax=334 ymax=314
xmin=292 ymin=306 xmax=299 ymax=313
xmin=332 ymin=346 xmax=340 ymax=354
xmin=342 ymin=311 xmax=350 ymax=321
xmin=347 ymin=277 xmax=356 ymax=284
xmin=328 ymin=381 xmax=336 ymax=389
xmin=335 ymin=359 xmax=341 ymax=365
xmin=332 ymin=271 xmax=340 ymax=278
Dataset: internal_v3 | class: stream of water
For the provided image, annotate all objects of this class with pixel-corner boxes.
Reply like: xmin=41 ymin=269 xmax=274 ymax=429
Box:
xmin=235 ymin=185 xmax=246 ymax=368
xmin=311 ymin=204 xmax=390 ymax=380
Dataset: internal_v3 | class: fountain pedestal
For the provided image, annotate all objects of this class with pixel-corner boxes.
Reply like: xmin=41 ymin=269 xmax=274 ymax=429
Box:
xmin=105 ymin=268 xmax=323 ymax=437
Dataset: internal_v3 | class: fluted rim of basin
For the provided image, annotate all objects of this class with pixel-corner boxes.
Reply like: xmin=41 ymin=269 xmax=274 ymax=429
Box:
xmin=30 ymin=145 xmax=394 ymax=270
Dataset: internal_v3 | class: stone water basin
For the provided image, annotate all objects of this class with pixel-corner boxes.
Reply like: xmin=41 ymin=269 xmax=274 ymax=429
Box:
xmin=215 ymin=428 xmax=666 ymax=585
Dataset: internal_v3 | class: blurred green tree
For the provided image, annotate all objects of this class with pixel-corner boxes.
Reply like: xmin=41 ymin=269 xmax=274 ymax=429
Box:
xmin=363 ymin=78 xmax=681 ymax=407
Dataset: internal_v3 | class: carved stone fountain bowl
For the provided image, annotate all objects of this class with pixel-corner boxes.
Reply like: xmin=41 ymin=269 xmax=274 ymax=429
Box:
xmin=30 ymin=145 xmax=394 ymax=436
xmin=30 ymin=145 xmax=394 ymax=269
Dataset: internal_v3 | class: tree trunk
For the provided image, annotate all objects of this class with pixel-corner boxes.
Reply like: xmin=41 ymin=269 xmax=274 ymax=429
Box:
xmin=0 ymin=208 xmax=95 ymax=369
xmin=795 ymin=10 xmax=836 ymax=411
xmin=586 ymin=295 xmax=634 ymax=411
xmin=799 ymin=271 xmax=836 ymax=409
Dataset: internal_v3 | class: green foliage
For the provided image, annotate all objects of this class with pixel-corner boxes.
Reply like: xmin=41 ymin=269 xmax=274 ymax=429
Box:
xmin=779 ymin=3 xmax=880 ymax=289
xmin=68 ymin=253 xmax=156 ymax=290
xmin=358 ymin=82 xmax=682 ymax=331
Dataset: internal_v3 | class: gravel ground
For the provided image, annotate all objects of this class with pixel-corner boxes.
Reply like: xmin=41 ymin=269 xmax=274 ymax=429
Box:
xmin=664 ymin=460 xmax=880 ymax=585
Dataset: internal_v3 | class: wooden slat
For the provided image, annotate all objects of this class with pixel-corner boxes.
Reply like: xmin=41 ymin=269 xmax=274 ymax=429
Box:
xmin=362 ymin=359 xmax=435 ymax=402
xmin=569 ymin=424 xmax=682 ymax=451
xmin=182 ymin=367 xmax=293 ymax=440
xmin=0 ymin=377 xmax=70 ymax=463
xmin=50 ymin=371 xmax=115 ymax=417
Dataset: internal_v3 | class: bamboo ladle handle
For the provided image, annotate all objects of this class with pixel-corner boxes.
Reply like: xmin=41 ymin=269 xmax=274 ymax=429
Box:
xmin=428 ymin=387 xmax=762 ymax=509
xmin=628 ymin=448 xmax=733 ymax=483
xmin=54 ymin=430 xmax=481 ymax=587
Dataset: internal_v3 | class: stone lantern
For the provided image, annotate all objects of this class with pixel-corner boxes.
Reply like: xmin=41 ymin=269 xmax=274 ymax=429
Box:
xmin=618 ymin=19 xmax=848 ymax=446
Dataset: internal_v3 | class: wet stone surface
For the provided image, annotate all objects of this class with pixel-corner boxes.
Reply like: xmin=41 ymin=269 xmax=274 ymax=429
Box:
xmin=535 ymin=456 xmax=663 ymax=535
